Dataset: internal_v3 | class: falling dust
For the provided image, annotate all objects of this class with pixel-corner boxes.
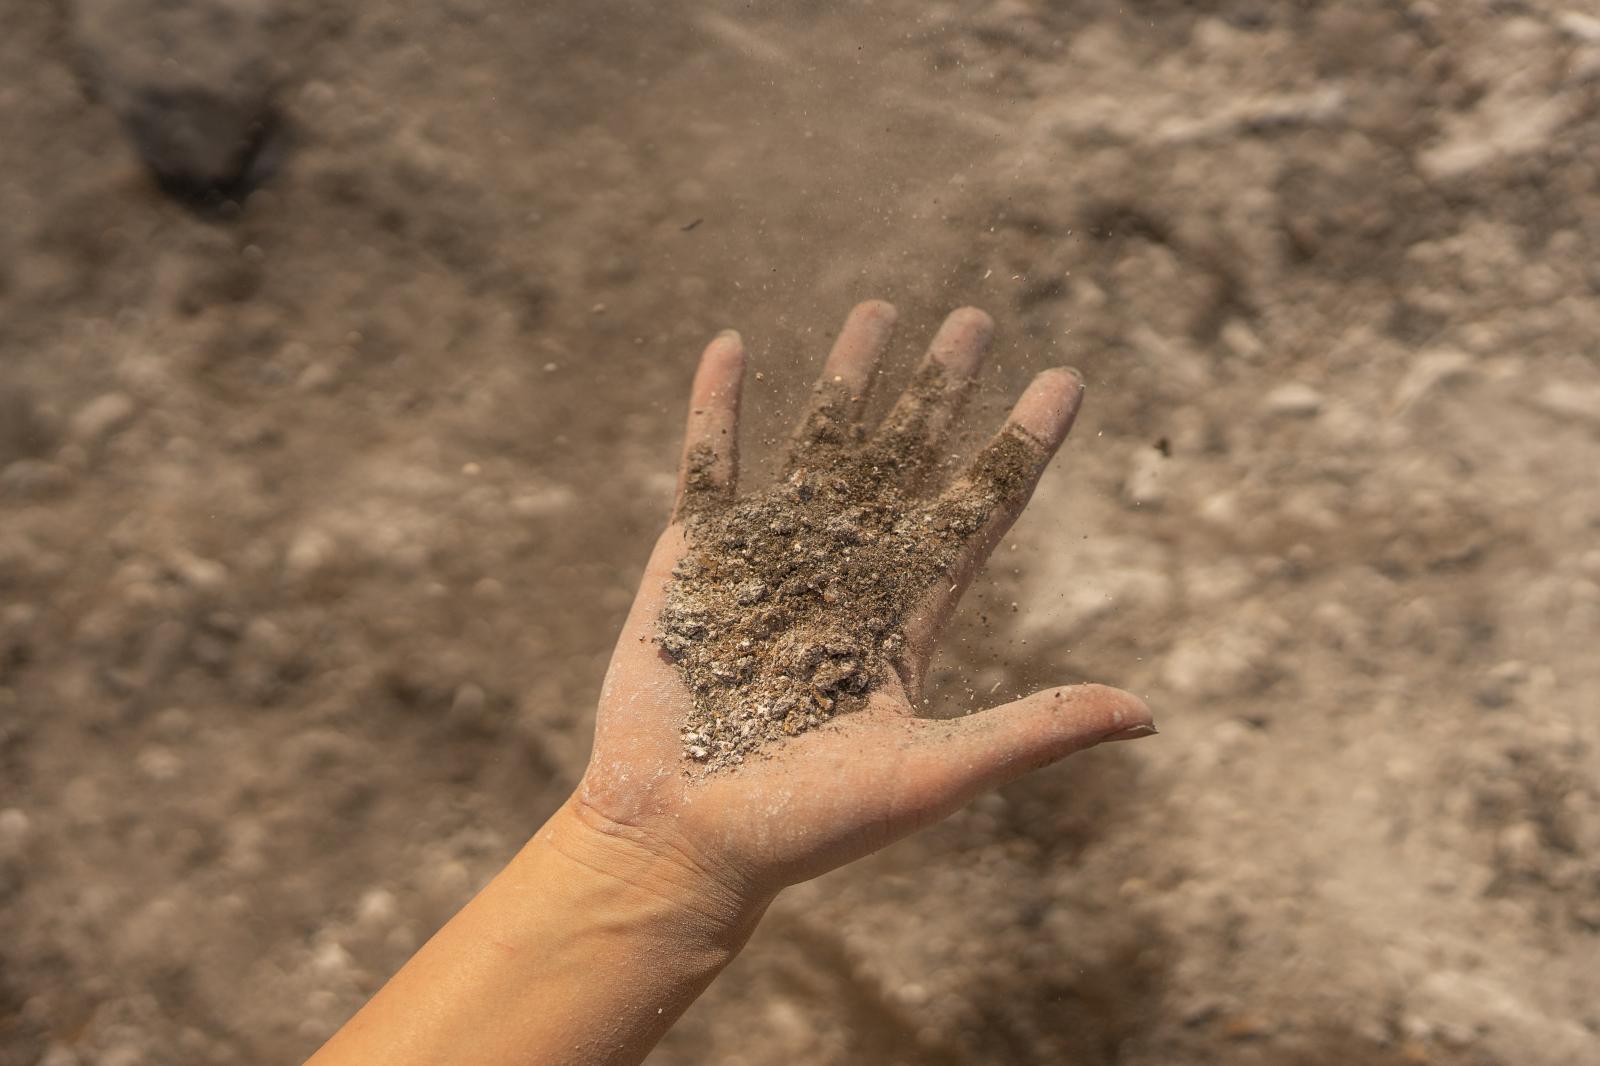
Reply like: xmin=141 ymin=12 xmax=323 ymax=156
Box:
xmin=658 ymin=366 xmax=1045 ymax=770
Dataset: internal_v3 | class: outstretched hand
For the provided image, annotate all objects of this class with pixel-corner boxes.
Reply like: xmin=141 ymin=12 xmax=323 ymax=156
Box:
xmin=306 ymin=302 xmax=1158 ymax=1066
xmin=567 ymin=300 xmax=1155 ymax=910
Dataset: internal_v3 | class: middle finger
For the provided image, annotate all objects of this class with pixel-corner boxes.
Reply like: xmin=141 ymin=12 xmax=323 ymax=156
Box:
xmin=866 ymin=306 xmax=994 ymax=488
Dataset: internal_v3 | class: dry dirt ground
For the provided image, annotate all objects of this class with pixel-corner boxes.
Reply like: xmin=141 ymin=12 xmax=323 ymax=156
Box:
xmin=3 ymin=1 xmax=1600 ymax=1064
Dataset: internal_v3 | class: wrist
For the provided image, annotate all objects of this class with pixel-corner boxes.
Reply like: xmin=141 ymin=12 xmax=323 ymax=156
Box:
xmin=529 ymin=796 xmax=772 ymax=952
xmin=307 ymin=799 xmax=772 ymax=1066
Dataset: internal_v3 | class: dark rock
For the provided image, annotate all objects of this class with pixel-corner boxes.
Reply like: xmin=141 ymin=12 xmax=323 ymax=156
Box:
xmin=0 ymin=460 xmax=73 ymax=500
xmin=70 ymin=0 xmax=287 ymax=209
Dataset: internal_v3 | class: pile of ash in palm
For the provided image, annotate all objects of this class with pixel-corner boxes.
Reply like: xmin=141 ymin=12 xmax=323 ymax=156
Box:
xmin=658 ymin=377 xmax=1042 ymax=770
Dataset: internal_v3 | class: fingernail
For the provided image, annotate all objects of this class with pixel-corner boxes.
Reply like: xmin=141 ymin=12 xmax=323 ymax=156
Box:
xmin=1103 ymin=723 xmax=1158 ymax=743
xmin=716 ymin=329 xmax=742 ymax=343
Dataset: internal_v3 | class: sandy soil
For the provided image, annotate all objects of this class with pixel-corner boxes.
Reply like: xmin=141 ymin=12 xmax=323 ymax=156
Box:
xmin=3 ymin=1 xmax=1599 ymax=1063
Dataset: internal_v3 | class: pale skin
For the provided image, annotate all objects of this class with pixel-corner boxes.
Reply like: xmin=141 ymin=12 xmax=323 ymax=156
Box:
xmin=306 ymin=301 xmax=1156 ymax=1066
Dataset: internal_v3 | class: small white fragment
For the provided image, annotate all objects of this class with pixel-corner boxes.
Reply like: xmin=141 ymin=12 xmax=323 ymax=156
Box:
xmin=1263 ymin=383 xmax=1324 ymax=418
xmin=69 ymin=393 xmax=137 ymax=445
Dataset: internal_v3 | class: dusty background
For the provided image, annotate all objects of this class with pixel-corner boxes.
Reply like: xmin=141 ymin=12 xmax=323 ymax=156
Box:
xmin=3 ymin=1 xmax=1600 ymax=1063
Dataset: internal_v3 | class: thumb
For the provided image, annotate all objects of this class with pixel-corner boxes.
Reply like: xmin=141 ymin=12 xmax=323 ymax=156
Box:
xmin=904 ymin=684 xmax=1155 ymax=815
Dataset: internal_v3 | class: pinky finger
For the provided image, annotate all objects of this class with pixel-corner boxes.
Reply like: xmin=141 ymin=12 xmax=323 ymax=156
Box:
xmin=673 ymin=330 xmax=746 ymax=521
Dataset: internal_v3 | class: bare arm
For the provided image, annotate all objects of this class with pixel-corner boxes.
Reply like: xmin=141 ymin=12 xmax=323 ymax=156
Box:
xmin=306 ymin=301 xmax=1156 ymax=1066
xmin=306 ymin=805 xmax=765 ymax=1065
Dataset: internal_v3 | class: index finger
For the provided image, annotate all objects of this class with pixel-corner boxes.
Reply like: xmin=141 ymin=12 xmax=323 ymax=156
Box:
xmin=894 ymin=368 xmax=1086 ymax=681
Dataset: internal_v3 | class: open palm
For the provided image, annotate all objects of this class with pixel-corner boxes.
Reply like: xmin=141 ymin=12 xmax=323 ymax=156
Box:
xmin=574 ymin=301 xmax=1154 ymax=903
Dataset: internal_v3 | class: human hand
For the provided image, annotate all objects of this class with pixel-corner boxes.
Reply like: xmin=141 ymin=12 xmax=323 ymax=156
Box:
xmin=306 ymin=303 xmax=1158 ymax=1066
xmin=560 ymin=300 xmax=1155 ymax=922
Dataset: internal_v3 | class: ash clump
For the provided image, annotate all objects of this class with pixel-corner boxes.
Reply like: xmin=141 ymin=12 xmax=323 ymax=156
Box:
xmin=660 ymin=376 xmax=1043 ymax=771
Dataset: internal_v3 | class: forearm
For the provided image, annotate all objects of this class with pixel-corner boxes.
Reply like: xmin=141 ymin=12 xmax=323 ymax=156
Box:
xmin=307 ymin=800 xmax=770 ymax=1066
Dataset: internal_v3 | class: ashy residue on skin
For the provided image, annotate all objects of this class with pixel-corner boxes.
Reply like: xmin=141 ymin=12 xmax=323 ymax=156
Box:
xmin=660 ymin=368 xmax=1043 ymax=771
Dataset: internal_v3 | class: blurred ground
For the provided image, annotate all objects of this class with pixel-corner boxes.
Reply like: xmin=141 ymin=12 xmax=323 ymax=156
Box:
xmin=3 ymin=1 xmax=1599 ymax=1064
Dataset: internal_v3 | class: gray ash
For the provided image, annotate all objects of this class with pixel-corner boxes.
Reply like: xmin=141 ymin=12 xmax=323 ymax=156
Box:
xmin=660 ymin=374 xmax=1043 ymax=771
